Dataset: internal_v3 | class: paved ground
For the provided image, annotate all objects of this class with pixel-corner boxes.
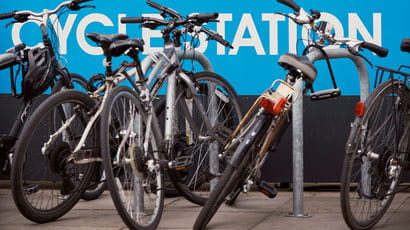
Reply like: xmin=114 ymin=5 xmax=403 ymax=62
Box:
xmin=1 ymin=187 xmax=409 ymax=229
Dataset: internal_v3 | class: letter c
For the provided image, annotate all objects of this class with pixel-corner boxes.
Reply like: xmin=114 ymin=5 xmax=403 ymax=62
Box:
xmin=76 ymin=13 xmax=114 ymax=55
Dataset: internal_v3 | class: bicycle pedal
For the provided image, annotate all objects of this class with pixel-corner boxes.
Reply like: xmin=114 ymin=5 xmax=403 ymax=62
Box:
xmin=258 ymin=180 xmax=278 ymax=198
xmin=169 ymin=155 xmax=193 ymax=169
xmin=23 ymin=183 xmax=40 ymax=195
xmin=212 ymin=123 xmax=233 ymax=145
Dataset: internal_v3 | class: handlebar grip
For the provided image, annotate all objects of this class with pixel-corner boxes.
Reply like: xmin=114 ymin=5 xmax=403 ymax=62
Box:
xmin=7 ymin=43 xmax=26 ymax=53
xmin=277 ymin=0 xmax=300 ymax=12
xmin=121 ymin=17 xmax=145 ymax=24
xmin=191 ymin=13 xmax=219 ymax=21
xmin=361 ymin=42 xmax=388 ymax=57
xmin=0 ymin=11 xmax=16 ymax=20
xmin=72 ymin=0 xmax=93 ymax=4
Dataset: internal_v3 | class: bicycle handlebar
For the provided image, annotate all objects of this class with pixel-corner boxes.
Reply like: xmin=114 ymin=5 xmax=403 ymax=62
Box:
xmin=201 ymin=27 xmax=233 ymax=49
xmin=121 ymin=16 xmax=233 ymax=48
xmin=0 ymin=11 xmax=16 ymax=20
xmin=0 ymin=0 xmax=93 ymax=22
xmin=361 ymin=42 xmax=388 ymax=57
xmin=187 ymin=13 xmax=219 ymax=22
xmin=147 ymin=0 xmax=182 ymax=19
xmin=72 ymin=0 xmax=93 ymax=4
xmin=277 ymin=0 xmax=300 ymax=12
xmin=276 ymin=0 xmax=388 ymax=58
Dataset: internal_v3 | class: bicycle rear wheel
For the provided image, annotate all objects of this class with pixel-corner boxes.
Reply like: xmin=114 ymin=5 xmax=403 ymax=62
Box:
xmin=194 ymin=110 xmax=272 ymax=230
xmin=53 ymin=73 xmax=106 ymax=201
xmin=11 ymin=90 xmax=97 ymax=223
xmin=341 ymin=79 xmax=410 ymax=229
xmin=164 ymin=71 xmax=242 ymax=205
xmin=100 ymin=86 xmax=164 ymax=230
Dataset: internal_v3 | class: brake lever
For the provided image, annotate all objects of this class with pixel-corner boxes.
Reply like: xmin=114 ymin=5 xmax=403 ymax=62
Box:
xmin=81 ymin=5 xmax=96 ymax=9
xmin=68 ymin=4 xmax=95 ymax=11
xmin=141 ymin=22 xmax=159 ymax=29
xmin=6 ymin=21 xmax=17 ymax=28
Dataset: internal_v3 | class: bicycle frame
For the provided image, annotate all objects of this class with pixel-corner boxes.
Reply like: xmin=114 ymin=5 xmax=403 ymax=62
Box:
xmin=1 ymin=0 xmax=86 ymax=172
xmin=224 ymin=45 xmax=372 ymax=191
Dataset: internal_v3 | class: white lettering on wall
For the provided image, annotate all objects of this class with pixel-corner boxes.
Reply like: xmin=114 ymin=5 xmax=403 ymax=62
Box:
xmin=229 ymin=13 xmax=265 ymax=55
xmin=50 ymin=14 xmax=77 ymax=54
xmin=77 ymin=13 xmax=114 ymax=55
xmin=9 ymin=12 xmax=383 ymax=56
xmin=262 ymin=13 xmax=285 ymax=55
xmin=12 ymin=21 xmax=41 ymax=47
xmin=216 ymin=14 xmax=232 ymax=55
xmin=348 ymin=13 xmax=381 ymax=45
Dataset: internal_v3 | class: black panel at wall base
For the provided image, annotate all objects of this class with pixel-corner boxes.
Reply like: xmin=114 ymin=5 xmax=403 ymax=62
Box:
xmin=1 ymin=94 xmax=408 ymax=183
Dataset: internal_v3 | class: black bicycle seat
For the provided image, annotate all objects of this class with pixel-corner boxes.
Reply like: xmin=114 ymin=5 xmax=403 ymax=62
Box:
xmin=278 ymin=53 xmax=317 ymax=84
xmin=401 ymin=39 xmax=410 ymax=53
xmin=108 ymin=38 xmax=145 ymax=57
xmin=0 ymin=53 xmax=18 ymax=70
xmin=86 ymin=32 xmax=129 ymax=46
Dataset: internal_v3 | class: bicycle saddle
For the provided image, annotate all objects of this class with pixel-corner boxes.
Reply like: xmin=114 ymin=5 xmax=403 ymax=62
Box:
xmin=86 ymin=32 xmax=129 ymax=46
xmin=401 ymin=39 xmax=410 ymax=53
xmin=278 ymin=53 xmax=317 ymax=83
xmin=108 ymin=38 xmax=145 ymax=57
xmin=0 ymin=53 xmax=18 ymax=70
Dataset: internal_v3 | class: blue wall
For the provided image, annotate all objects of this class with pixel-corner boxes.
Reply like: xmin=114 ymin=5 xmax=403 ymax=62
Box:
xmin=1 ymin=0 xmax=409 ymax=95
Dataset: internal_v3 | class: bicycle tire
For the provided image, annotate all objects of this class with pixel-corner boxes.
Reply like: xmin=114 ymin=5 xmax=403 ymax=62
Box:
xmin=52 ymin=73 xmax=88 ymax=93
xmin=81 ymin=164 xmax=106 ymax=201
xmin=194 ymin=111 xmax=271 ymax=229
xmin=341 ymin=79 xmax=410 ymax=230
xmin=10 ymin=89 xmax=97 ymax=223
xmin=100 ymin=86 xmax=164 ymax=230
xmin=162 ymin=71 xmax=243 ymax=205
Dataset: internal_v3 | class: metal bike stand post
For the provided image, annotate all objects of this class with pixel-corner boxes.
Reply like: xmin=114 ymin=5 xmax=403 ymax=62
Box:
xmin=286 ymin=78 xmax=310 ymax=218
xmin=209 ymin=82 xmax=219 ymax=190
xmin=284 ymin=48 xmax=371 ymax=218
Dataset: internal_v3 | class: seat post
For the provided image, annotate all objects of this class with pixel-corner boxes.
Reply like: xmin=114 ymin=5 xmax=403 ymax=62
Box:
xmin=104 ymin=56 xmax=113 ymax=76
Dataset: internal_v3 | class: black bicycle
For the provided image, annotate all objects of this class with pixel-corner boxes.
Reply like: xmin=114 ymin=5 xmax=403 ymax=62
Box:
xmin=0 ymin=0 xmax=95 ymax=223
xmin=340 ymin=38 xmax=410 ymax=230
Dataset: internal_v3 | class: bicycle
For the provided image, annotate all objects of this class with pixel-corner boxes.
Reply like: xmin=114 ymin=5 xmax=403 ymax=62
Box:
xmin=78 ymin=1 xmax=239 ymax=201
xmin=0 ymin=0 xmax=91 ymax=179
xmin=13 ymin=2 xmax=242 ymax=228
xmin=193 ymin=0 xmax=389 ymax=229
xmin=0 ymin=0 xmax=102 ymax=223
xmin=340 ymin=38 xmax=410 ymax=230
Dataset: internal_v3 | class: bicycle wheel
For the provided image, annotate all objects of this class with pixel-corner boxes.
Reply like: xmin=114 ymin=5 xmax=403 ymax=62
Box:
xmin=53 ymin=73 xmax=88 ymax=93
xmin=81 ymin=164 xmax=106 ymax=201
xmin=341 ymin=79 xmax=410 ymax=230
xmin=194 ymin=111 xmax=271 ymax=230
xmin=54 ymin=73 xmax=105 ymax=201
xmin=11 ymin=89 xmax=98 ymax=223
xmin=163 ymin=71 xmax=242 ymax=205
xmin=100 ymin=86 xmax=164 ymax=230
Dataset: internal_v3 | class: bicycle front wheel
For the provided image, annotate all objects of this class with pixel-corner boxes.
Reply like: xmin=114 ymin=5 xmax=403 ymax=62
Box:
xmin=100 ymin=86 xmax=164 ymax=230
xmin=341 ymin=79 xmax=410 ymax=229
xmin=194 ymin=110 xmax=272 ymax=230
xmin=163 ymin=71 xmax=243 ymax=205
xmin=11 ymin=90 xmax=97 ymax=223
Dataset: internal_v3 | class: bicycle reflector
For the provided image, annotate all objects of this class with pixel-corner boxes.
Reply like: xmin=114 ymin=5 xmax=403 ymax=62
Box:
xmin=260 ymin=97 xmax=287 ymax=115
xmin=355 ymin=102 xmax=365 ymax=117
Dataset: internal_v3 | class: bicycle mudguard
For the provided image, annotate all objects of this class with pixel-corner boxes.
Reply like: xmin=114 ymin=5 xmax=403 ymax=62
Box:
xmin=229 ymin=113 xmax=270 ymax=167
xmin=345 ymin=116 xmax=362 ymax=155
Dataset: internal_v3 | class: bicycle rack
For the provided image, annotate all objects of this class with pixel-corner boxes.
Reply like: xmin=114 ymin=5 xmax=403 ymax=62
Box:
xmin=287 ymin=48 xmax=371 ymax=218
